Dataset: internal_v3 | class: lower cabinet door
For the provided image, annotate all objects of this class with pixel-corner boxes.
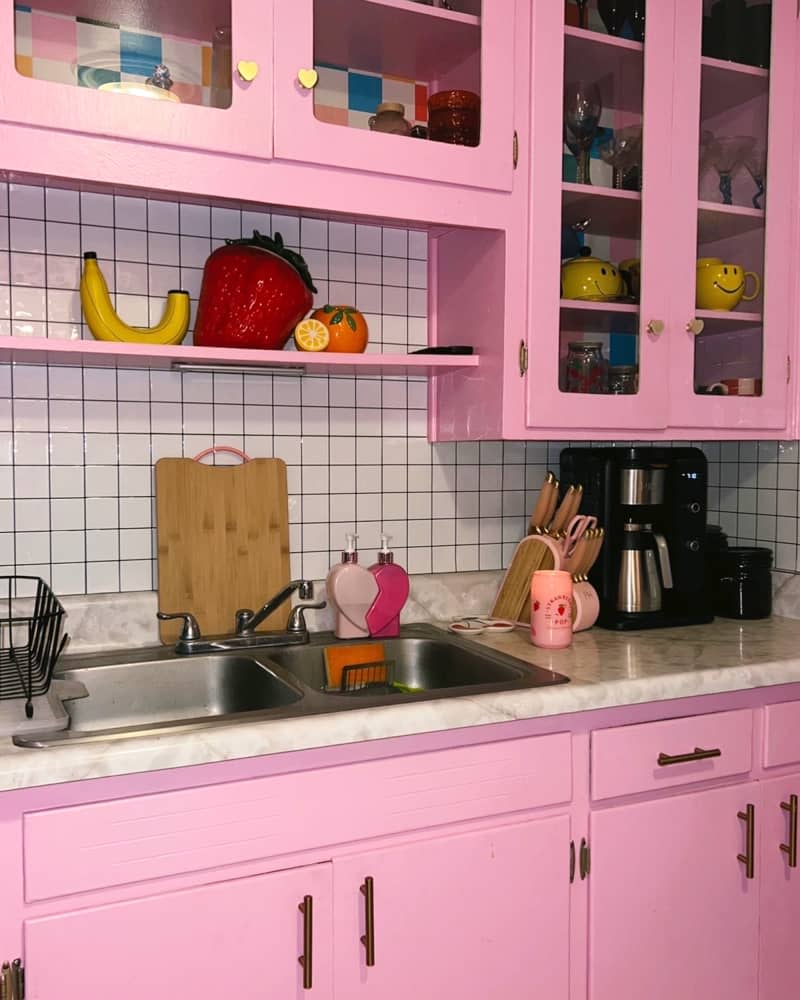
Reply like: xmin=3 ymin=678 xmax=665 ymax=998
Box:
xmin=588 ymin=782 xmax=760 ymax=1000
xmin=24 ymin=863 xmax=333 ymax=1000
xmin=759 ymin=774 xmax=800 ymax=1000
xmin=333 ymin=815 xmax=571 ymax=999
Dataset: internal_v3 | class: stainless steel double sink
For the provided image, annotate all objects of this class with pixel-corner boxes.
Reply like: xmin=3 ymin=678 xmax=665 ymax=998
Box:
xmin=15 ymin=624 xmax=569 ymax=747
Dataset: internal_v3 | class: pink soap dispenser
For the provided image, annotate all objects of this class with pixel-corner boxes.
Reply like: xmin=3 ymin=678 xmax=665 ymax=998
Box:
xmin=326 ymin=533 xmax=380 ymax=640
xmin=366 ymin=534 xmax=410 ymax=638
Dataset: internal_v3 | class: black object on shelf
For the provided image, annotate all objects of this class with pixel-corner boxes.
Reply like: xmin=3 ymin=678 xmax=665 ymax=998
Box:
xmin=0 ymin=576 xmax=68 ymax=718
xmin=747 ymin=3 xmax=772 ymax=69
xmin=709 ymin=546 xmax=772 ymax=620
xmin=704 ymin=0 xmax=769 ymax=67
xmin=410 ymin=346 xmax=474 ymax=355
xmin=598 ymin=0 xmax=630 ymax=36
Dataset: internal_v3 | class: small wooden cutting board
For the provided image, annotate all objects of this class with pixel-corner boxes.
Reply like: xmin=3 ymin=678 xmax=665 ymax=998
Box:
xmin=155 ymin=457 xmax=291 ymax=644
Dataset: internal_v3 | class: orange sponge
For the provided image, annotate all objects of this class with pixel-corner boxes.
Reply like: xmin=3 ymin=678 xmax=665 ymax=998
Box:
xmin=324 ymin=643 xmax=386 ymax=690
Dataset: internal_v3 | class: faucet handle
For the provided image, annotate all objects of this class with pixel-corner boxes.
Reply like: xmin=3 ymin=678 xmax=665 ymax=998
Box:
xmin=157 ymin=611 xmax=201 ymax=641
xmin=287 ymin=601 xmax=326 ymax=635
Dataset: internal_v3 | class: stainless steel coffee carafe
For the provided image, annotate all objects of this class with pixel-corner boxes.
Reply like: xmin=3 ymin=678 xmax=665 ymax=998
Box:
xmin=617 ymin=523 xmax=673 ymax=614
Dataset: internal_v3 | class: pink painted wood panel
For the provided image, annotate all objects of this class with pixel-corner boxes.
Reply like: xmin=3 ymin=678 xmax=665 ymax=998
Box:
xmin=273 ymin=0 xmax=516 ymax=192
xmin=525 ymin=1 xmax=675 ymax=432
xmin=589 ymin=781 xmax=760 ymax=1000
xmin=759 ymin=774 xmax=800 ymax=1000
xmin=24 ymin=862 xmax=334 ymax=1000
xmin=764 ymin=700 xmax=800 ymax=768
xmin=590 ymin=709 xmax=753 ymax=800
xmin=333 ymin=815 xmax=570 ymax=999
xmin=0 ymin=1 xmax=273 ymax=159
xmin=24 ymin=733 xmax=572 ymax=900
xmin=668 ymin=0 xmax=795 ymax=431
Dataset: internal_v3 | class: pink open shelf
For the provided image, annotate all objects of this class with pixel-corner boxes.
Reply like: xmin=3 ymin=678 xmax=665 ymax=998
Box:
xmin=564 ymin=27 xmax=644 ymax=114
xmin=562 ymin=183 xmax=641 ymax=239
xmin=700 ymin=56 xmax=769 ymax=118
xmin=697 ymin=201 xmax=765 ymax=242
xmin=560 ymin=300 xmax=639 ymax=334
xmin=0 ymin=336 xmax=480 ymax=377
xmin=560 ymin=299 xmax=638 ymax=313
xmin=315 ymin=0 xmax=481 ymax=80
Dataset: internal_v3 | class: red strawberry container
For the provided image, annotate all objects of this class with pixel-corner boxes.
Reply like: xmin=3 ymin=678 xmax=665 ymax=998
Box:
xmin=193 ymin=231 xmax=317 ymax=351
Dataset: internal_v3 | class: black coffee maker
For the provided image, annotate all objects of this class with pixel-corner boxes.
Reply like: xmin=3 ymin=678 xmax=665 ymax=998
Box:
xmin=560 ymin=447 xmax=713 ymax=630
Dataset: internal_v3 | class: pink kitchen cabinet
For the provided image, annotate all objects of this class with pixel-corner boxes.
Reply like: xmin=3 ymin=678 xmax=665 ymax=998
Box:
xmin=273 ymin=0 xmax=517 ymax=192
xmin=23 ymin=862 xmax=334 ymax=1000
xmin=759 ymin=775 xmax=800 ymax=1000
xmin=0 ymin=0 xmax=273 ymax=158
xmin=588 ymin=782 xmax=760 ymax=1000
xmin=332 ymin=815 xmax=571 ymax=999
xmin=521 ymin=0 xmax=799 ymax=438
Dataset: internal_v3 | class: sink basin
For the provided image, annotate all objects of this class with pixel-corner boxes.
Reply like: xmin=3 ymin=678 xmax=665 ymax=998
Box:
xmin=14 ymin=625 xmax=568 ymax=747
xmin=58 ymin=655 xmax=303 ymax=735
xmin=265 ymin=633 xmax=568 ymax=695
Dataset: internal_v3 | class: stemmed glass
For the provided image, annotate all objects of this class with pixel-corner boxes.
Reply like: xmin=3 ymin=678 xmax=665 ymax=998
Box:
xmin=744 ymin=145 xmax=767 ymax=209
xmin=564 ymin=81 xmax=602 ymax=186
xmin=598 ymin=125 xmax=642 ymax=189
xmin=708 ymin=135 xmax=756 ymax=205
xmin=575 ymin=0 xmax=589 ymax=29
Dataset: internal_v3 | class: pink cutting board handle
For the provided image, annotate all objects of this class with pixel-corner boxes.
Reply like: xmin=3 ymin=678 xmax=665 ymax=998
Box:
xmin=193 ymin=446 xmax=252 ymax=464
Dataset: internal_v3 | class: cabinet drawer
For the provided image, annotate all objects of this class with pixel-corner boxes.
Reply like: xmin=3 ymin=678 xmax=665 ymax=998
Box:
xmin=591 ymin=710 xmax=753 ymax=801
xmin=24 ymin=732 xmax=571 ymax=901
xmin=764 ymin=701 xmax=800 ymax=768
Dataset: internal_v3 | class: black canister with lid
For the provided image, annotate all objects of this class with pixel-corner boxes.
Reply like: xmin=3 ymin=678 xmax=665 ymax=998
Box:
xmin=710 ymin=546 xmax=772 ymax=620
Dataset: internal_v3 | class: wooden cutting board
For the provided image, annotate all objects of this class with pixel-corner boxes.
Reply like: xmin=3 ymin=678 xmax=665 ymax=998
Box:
xmin=155 ymin=457 xmax=290 ymax=644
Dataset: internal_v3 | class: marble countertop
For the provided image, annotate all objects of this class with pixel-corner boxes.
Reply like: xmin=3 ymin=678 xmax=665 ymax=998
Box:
xmin=2 ymin=614 xmax=800 ymax=793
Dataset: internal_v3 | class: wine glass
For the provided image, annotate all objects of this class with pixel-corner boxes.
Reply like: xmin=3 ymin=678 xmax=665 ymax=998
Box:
xmin=598 ymin=124 xmax=642 ymax=188
xmin=564 ymin=81 xmax=602 ymax=186
xmin=710 ymin=135 xmax=756 ymax=205
xmin=744 ymin=145 xmax=767 ymax=209
xmin=575 ymin=0 xmax=589 ymax=30
xmin=598 ymin=0 xmax=631 ymax=36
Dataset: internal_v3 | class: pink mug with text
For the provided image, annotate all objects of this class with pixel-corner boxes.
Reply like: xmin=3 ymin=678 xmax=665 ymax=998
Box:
xmin=530 ymin=570 xmax=573 ymax=649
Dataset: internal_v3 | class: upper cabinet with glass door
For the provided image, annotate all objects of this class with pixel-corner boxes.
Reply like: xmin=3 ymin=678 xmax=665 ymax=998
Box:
xmin=526 ymin=0 xmax=677 ymax=431
xmin=0 ymin=0 xmax=273 ymax=157
xmin=273 ymin=0 xmax=517 ymax=191
xmin=669 ymin=0 xmax=797 ymax=431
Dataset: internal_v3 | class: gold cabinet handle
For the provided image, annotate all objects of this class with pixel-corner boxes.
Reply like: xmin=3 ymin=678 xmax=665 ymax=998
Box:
xmin=781 ymin=794 xmax=798 ymax=868
xmin=298 ymin=895 xmax=313 ymax=989
xmin=687 ymin=319 xmax=705 ymax=336
xmin=236 ymin=60 xmax=259 ymax=82
xmin=738 ymin=804 xmax=756 ymax=879
xmin=297 ymin=68 xmax=319 ymax=90
xmin=647 ymin=319 xmax=665 ymax=336
xmin=569 ymin=841 xmax=576 ymax=884
xmin=657 ymin=746 xmax=722 ymax=767
xmin=579 ymin=838 xmax=590 ymax=880
xmin=360 ymin=876 xmax=376 ymax=967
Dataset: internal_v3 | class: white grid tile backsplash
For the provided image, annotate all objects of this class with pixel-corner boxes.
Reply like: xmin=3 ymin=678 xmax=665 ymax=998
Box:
xmin=0 ymin=181 xmax=798 ymax=594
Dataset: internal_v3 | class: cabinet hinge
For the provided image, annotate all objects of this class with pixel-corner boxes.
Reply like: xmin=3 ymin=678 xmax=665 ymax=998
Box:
xmin=519 ymin=339 xmax=528 ymax=376
xmin=1 ymin=959 xmax=25 ymax=999
xmin=788 ymin=355 xmax=792 ymax=384
xmin=579 ymin=838 xmax=591 ymax=880
xmin=513 ymin=130 xmax=519 ymax=169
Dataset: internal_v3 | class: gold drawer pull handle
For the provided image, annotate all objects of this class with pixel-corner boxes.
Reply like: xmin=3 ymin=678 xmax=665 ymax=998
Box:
xmin=236 ymin=60 xmax=259 ymax=82
xmin=657 ymin=746 xmax=722 ymax=767
xmin=298 ymin=895 xmax=313 ymax=989
xmin=647 ymin=319 xmax=665 ymax=336
xmin=297 ymin=68 xmax=319 ymax=90
xmin=738 ymin=803 xmax=756 ymax=879
xmin=781 ymin=794 xmax=798 ymax=868
xmin=360 ymin=876 xmax=376 ymax=967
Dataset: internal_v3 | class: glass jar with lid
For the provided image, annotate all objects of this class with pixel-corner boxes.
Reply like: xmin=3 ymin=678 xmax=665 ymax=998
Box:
xmin=368 ymin=103 xmax=412 ymax=136
xmin=565 ymin=341 xmax=608 ymax=394
xmin=608 ymin=365 xmax=639 ymax=395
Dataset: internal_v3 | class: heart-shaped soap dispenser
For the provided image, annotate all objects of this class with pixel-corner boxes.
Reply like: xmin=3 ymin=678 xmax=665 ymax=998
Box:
xmin=327 ymin=533 xmax=379 ymax=639
xmin=366 ymin=534 xmax=410 ymax=638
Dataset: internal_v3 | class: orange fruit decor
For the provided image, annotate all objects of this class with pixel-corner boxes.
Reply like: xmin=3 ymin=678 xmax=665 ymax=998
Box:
xmin=310 ymin=305 xmax=369 ymax=353
xmin=294 ymin=317 xmax=330 ymax=352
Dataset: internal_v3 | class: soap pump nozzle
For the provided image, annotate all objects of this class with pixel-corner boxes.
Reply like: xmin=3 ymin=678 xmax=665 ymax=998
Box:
xmin=377 ymin=533 xmax=394 ymax=565
xmin=342 ymin=532 xmax=359 ymax=564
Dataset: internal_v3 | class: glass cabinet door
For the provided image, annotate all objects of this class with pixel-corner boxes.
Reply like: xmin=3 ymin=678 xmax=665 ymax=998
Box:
xmin=0 ymin=0 xmax=272 ymax=157
xmin=668 ymin=0 xmax=796 ymax=430
xmin=273 ymin=0 xmax=516 ymax=192
xmin=526 ymin=0 xmax=675 ymax=431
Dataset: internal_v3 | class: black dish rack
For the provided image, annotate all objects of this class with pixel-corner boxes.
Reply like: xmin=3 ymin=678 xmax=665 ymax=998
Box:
xmin=0 ymin=577 xmax=68 ymax=718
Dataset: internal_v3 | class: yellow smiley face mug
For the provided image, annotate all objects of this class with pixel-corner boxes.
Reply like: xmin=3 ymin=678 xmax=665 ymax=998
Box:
xmin=696 ymin=258 xmax=761 ymax=311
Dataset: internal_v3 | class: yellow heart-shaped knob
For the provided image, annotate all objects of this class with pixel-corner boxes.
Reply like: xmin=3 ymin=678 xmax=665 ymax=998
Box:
xmin=237 ymin=60 xmax=259 ymax=82
xmin=297 ymin=68 xmax=319 ymax=90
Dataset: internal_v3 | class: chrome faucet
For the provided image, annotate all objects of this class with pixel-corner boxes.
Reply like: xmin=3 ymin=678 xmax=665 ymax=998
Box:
xmin=235 ymin=580 xmax=316 ymax=635
xmin=158 ymin=580 xmax=326 ymax=655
